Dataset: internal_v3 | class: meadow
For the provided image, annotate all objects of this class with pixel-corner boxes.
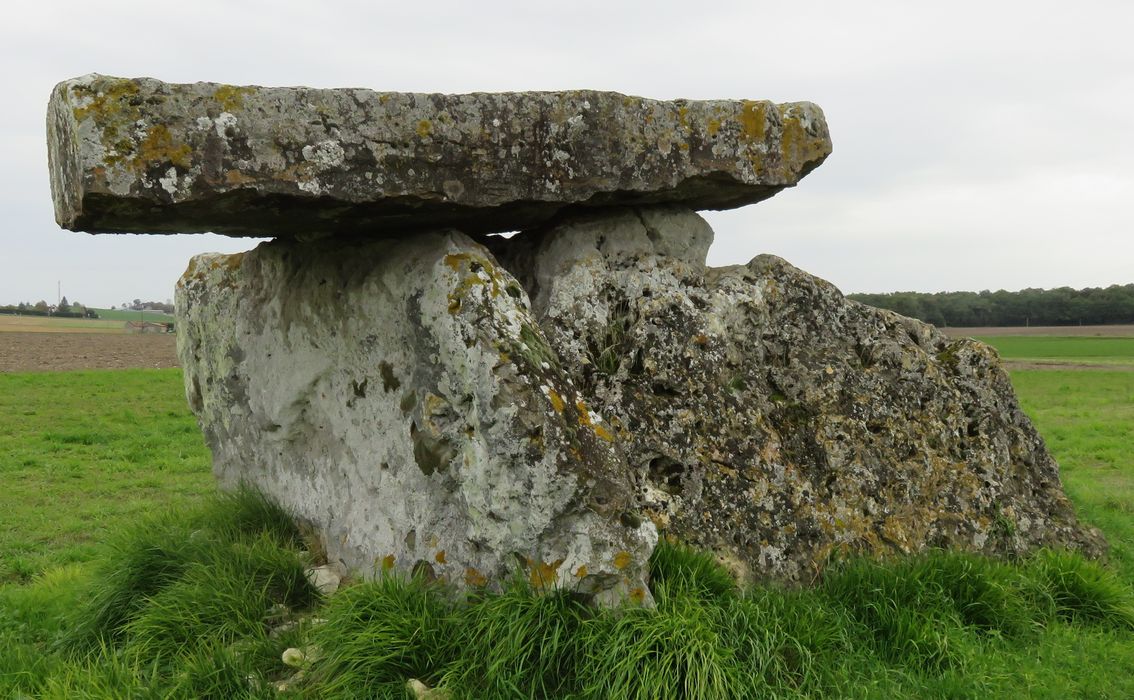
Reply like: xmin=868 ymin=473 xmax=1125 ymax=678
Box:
xmin=976 ymin=335 xmax=1134 ymax=367
xmin=1 ymin=335 xmax=1132 ymax=697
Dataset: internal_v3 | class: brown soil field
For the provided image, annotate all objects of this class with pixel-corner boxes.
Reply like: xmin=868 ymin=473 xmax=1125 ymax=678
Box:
xmin=0 ymin=315 xmax=126 ymax=334
xmin=0 ymin=332 xmax=179 ymax=372
xmin=942 ymin=325 xmax=1134 ymax=337
xmin=1001 ymin=360 xmax=1134 ymax=372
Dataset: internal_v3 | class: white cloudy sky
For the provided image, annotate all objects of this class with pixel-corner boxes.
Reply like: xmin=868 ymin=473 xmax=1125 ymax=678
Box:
xmin=2 ymin=0 xmax=1131 ymax=307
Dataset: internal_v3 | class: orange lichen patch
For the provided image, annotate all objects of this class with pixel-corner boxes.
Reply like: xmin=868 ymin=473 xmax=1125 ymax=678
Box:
xmin=738 ymin=100 xmax=767 ymax=142
xmin=135 ymin=124 xmax=192 ymax=171
xmin=465 ymin=567 xmax=488 ymax=587
xmin=443 ymin=253 xmax=469 ymax=271
xmin=381 ymin=554 xmax=396 ymax=572
xmin=612 ymin=551 xmax=632 ymax=570
xmin=224 ymin=170 xmax=256 ymax=186
xmin=628 ymin=587 xmax=647 ymax=604
xmin=213 ymin=85 xmax=255 ymax=112
xmin=529 ymin=558 xmax=565 ymax=589
xmin=547 ymin=388 xmax=566 ymax=413
xmin=206 ymin=252 xmax=245 ymax=273
xmin=181 ymin=257 xmax=201 ymax=281
xmin=223 ymin=252 xmax=245 ymax=271
xmin=574 ymin=565 xmax=588 ymax=579
xmin=576 ymin=399 xmax=615 ymax=442
xmin=693 ymin=334 xmax=709 ymax=346
xmin=435 ymin=550 xmax=447 ymax=564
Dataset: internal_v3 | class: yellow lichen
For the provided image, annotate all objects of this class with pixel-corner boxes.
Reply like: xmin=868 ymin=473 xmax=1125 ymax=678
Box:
xmin=547 ymin=388 xmax=566 ymax=413
xmin=778 ymin=107 xmax=828 ymax=169
xmin=465 ymin=567 xmax=487 ymax=587
xmin=381 ymin=554 xmax=396 ymax=571
xmin=435 ymin=550 xmax=447 ymax=564
xmin=71 ymin=78 xmax=140 ymax=124
xmin=417 ymin=120 xmax=433 ymax=138
xmin=575 ymin=399 xmax=590 ymax=423
xmin=224 ymin=170 xmax=255 ymax=186
xmin=612 ymin=551 xmax=632 ymax=570
xmin=135 ymin=124 xmax=193 ymax=171
xmin=213 ymin=85 xmax=255 ymax=112
xmin=707 ymin=119 xmax=721 ymax=137
xmin=628 ymin=587 xmax=646 ymax=604
xmin=574 ymin=565 xmax=588 ymax=578
xmin=738 ymin=100 xmax=767 ymax=142
xmin=528 ymin=558 xmax=564 ymax=589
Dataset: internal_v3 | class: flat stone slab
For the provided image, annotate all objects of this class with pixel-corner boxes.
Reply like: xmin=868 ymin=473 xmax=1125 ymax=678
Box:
xmin=48 ymin=74 xmax=831 ymax=237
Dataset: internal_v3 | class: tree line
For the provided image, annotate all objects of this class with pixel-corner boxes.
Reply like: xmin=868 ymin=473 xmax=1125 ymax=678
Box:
xmin=0 ymin=297 xmax=97 ymax=318
xmin=847 ymin=284 xmax=1134 ymax=327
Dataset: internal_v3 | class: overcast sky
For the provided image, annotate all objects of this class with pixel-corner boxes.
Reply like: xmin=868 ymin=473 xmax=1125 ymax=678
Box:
xmin=2 ymin=0 xmax=1131 ymax=308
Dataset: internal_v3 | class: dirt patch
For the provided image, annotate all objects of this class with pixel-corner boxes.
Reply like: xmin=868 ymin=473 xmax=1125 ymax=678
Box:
xmin=943 ymin=325 xmax=1134 ymax=338
xmin=1002 ymin=360 xmax=1134 ymax=372
xmin=0 ymin=332 xmax=179 ymax=372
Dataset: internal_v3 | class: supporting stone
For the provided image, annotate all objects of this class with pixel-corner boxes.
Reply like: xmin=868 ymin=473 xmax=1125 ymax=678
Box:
xmin=176 ymin=229 xmax=656 ymax=601
xmin=489 ymin=207 xmax=1105 ymax=585
xmin=48 ymin=74 xmax=830 ymax=238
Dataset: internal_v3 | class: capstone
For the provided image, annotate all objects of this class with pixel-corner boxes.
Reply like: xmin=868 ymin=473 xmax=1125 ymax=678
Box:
xmin=47 ymin=75 xmax=830 ymax=238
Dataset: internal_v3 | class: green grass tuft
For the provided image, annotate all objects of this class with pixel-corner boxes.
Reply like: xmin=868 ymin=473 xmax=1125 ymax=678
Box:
xmin=302 ymin=574 xmax=458 ymax=698
xmin=648 ymin=538 xmax=738 ymax=601
xmin=1026 ymin=549 xmax=1134 ymax=629
xmin=578 ymin=585 xmax=739 ymax=700
xmin=442 ymin=581 xmax=591 ymax=698
xmin=57 ymin=487 xmax=318 ymax=658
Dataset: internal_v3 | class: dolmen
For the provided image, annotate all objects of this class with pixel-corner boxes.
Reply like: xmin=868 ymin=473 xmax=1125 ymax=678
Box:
xmin=48 ymin=74 xmax=1103 ymax=603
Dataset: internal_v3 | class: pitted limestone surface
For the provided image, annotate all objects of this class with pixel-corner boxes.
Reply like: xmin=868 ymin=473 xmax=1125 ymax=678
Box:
xmin=176 ymin=232 xmax=655 ymax=602
xmin=48 ymin=75 xmax=830 ymax=237
xmin=491 ymin=208 xmax=1105 ymax=585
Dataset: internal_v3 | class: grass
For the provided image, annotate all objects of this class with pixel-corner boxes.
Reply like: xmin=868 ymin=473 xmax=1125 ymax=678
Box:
xmin=975 ymin=335 xmax=1134 ymax=367
xmin=0 ymin=369 xmax=213 ymax=583
xmin=1 ymin=339 xmax=1133 ymax=696
xmin=4 ymin=503 xmax=1133 ymax=698
xmin=88 ymin=307 xmax=175 ymax=323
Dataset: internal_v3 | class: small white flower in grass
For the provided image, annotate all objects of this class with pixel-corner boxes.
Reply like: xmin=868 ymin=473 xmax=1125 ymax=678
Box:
xmin=281 ymin=647 xmax=306 ymax=667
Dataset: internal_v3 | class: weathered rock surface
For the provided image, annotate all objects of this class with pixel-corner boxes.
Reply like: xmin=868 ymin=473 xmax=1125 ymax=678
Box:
xmin=488 ymin=207 xmax=1105 ymax=585
xmin=49 ymin=74 xmax=830 ymax=238
xmin=176 ymin=231 xmax=656 ymax=601
xmin=177 ymin=205 xmax=1103 ymax=593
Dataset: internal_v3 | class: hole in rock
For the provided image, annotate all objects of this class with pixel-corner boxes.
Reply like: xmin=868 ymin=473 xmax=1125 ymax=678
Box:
xmin=379 ymin=362 xmax=401 ymax=392
xmin=648 ymin=456 xmax=686 ymax=495
xmin=351 ymin=378 xmax=368 ymax=399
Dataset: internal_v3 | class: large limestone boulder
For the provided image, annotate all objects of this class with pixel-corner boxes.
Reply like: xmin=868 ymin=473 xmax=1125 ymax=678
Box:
xmin=48 ymin=74 xmax=830 ymax=237
xmin=176 ymin=231 xmax=656 ymax=602
xmin=488 ymin=207 xmax=1105 ymax=585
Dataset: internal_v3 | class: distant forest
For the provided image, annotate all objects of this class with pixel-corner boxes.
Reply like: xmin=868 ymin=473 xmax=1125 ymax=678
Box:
xmin=847 ymin=284 xmax=1134 ymax=327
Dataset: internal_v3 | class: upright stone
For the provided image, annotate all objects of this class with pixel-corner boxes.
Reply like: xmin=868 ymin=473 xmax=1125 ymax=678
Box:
xmin=176 ymin=231 xmax=656 ymax=601
xmin=47 ymin=74 xmax=830 ymax=237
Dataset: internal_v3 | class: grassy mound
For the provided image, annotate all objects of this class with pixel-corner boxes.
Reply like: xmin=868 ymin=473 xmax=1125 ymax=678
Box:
xmin=3 ymin=489 xmax=1133 ymax=698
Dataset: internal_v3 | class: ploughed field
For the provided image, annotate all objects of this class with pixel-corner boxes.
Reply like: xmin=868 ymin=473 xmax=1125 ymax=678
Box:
xmin=0 ymin=315 xmax=178 ymax=372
